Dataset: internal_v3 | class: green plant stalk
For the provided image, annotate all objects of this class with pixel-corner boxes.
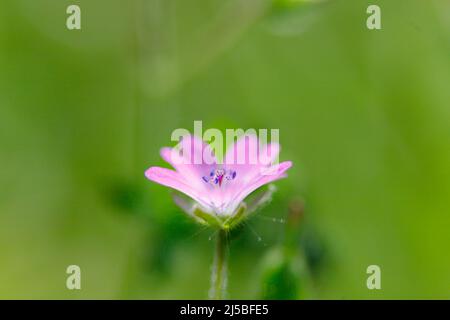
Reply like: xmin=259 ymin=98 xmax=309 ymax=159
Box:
xmin=210 ymin=229 xmax=228 ymax=300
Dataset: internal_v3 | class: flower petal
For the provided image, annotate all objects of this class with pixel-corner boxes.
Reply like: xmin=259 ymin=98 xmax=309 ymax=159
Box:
xmin=145 ymin=166 xmax=213 ymax=210
xmin=179 ymin=134 xmax=217 ymax=166
xmin=225 ymin=161 xmax=292 ymax=215
xmin=224 ymin=135 xmax=281 ymax=183
xmin=160 ymin=134 xmax=218 ymax=190
xmin=259 ymin=142 xmax=280 ymax=166
xmin=225 ymin=134 xmax=259 ymax=167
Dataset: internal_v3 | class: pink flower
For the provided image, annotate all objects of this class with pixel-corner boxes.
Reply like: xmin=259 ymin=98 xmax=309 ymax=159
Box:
xmin=145 ymin=134 xmax=292 ymax=228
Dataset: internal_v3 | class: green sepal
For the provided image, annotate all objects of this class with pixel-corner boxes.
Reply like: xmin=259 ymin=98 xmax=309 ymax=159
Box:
xmin=222 ymin=203 xmax=248 ymax=231
xmin=193 ymin=206 xmax=222 ymax=227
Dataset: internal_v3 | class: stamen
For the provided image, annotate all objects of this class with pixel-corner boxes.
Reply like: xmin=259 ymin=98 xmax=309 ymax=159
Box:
xmin=202 ymin=168 xmax=236 ymax=187
xmin=226 ymin=170 xmax=236 ymax=180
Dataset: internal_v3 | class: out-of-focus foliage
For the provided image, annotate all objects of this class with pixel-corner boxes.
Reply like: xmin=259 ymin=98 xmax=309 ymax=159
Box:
xmin=0 ymin=0 xmax=449 ymax=299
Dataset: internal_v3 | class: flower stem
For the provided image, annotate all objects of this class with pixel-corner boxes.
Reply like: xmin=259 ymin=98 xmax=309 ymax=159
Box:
xmin=210 ymin=229 xmax=228 ymax=300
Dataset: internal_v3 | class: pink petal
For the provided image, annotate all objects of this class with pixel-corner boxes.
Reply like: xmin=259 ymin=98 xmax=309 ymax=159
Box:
xmin=145 ymin=166 xmax=212 ymax=210
xmin=225 ymin=134 xmax=259 ymax=166
xmin=225 ymin=161 xmax=292 ymax=214
xmin=219 ymin=136 xmax=283 ymax=214
xmin=224 ymin=135 xmax=281 ymax=182
xmin=160 ymin=147 xmax=210 ymax=190
xmin=259 ymin=142 xmax=280 ymax=166
xmin=179 ymin=134 xmax=217 ymax=166
xmin=160 ymin=134 xmax=218 ymax=190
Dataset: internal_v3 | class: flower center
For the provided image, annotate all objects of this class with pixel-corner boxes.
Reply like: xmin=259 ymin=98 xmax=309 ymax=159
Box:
xmin=202 ymin=168 xmax=236 ymax=187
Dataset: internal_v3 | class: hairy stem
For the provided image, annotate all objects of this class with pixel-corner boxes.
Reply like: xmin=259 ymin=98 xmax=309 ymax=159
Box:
xmin=209 ymin=229 xmax=228 ymax=300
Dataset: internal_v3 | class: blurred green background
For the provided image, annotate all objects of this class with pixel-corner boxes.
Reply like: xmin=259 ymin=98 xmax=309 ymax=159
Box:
xmin=0 ymin=0 xmax=449 ymax=299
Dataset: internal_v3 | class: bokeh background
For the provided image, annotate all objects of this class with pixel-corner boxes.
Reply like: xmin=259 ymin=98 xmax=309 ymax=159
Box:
xmin=1 ymin=0 xmax=449 ymax=299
